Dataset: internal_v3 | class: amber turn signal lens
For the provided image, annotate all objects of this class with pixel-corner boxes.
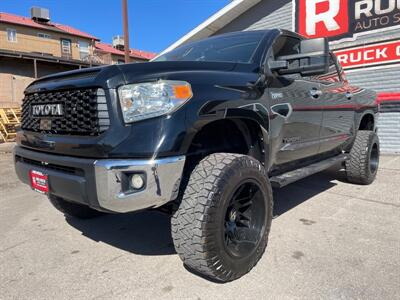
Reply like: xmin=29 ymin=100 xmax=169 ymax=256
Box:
xmin=173 ymin=85 xmax=193 ymax=100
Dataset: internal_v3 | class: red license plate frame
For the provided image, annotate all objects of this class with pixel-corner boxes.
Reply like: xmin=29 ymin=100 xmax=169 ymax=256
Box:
xmin=29 ymin=170 xmax=49 ymax=194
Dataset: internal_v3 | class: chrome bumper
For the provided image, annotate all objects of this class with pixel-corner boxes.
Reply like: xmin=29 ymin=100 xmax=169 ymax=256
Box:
xmin=94 ymin=156 xmax=185 ymax=213
xmin=14 ymin=145 xmax=185 ymax=214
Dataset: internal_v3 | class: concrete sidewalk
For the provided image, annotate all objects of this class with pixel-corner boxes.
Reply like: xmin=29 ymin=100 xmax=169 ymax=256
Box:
xmin=0 ymin=142 xmax=15 ymax=154
xmin=0 ymin=153 xmax=399 ymax=299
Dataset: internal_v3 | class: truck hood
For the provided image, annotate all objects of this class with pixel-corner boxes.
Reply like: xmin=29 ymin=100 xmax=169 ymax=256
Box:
xmin=25 ymin=61 xmax=240 ymax=93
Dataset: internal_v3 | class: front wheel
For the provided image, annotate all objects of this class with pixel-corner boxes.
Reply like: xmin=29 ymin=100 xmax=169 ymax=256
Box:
xmin=345 ymin=130 xmax=380 ymax=185
xmin=171 ymin=153 xmax=273 ymax=282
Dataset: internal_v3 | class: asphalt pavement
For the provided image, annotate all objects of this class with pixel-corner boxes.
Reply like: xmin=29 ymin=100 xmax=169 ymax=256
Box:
xmin=0 ymin=147 xmax=399 ymax=299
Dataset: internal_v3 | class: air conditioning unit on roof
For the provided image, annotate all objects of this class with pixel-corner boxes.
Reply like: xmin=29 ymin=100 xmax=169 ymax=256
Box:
xmin=113 ymin=35 xmax=125 ymax=51
xmin=31 ymin=7 xmax=50 ymax=23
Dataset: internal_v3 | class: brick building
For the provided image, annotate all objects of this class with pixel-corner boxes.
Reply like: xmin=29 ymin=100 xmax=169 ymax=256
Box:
xmin=94 ymin=40 xmax=157 ymax=65
xmin=0 ymin=8 xmax=156 ymax=108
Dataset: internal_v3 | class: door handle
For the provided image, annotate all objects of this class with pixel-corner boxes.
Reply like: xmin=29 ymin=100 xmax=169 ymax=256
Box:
xmin=346 ymin=92 xmax=353 ymax=100
xmin=310 ymin=88 xmax=322 ymax=99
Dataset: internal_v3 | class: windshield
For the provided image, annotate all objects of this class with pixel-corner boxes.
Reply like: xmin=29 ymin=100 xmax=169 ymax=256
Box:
xmin=154 ymin=32 xmax=267 ymax=64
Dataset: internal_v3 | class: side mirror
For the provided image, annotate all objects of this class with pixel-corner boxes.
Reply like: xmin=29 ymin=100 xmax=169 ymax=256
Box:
xmin=270 ymin=38 xmax=329 ymax=76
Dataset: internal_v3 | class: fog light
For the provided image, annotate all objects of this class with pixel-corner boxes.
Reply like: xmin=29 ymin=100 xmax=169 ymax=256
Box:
xmin=130 ymin=174 xmax=144 ymax=190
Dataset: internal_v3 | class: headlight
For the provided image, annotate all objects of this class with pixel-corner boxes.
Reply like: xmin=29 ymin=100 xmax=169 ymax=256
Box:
xmin=118 ymin=80 xmax=192 ymax=123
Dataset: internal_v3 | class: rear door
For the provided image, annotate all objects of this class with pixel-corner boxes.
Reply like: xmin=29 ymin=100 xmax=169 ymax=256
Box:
xmin=317 ymin=54 xmax=355 ymax=153
xmin=267 ymin=35 xmax=324 ymax=166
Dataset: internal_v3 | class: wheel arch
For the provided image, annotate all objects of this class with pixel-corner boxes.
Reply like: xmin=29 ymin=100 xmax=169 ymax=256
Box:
xmin=181 ymin=115 xmax=270 ymax=174
xmin=357 ymin=110 xmax=376 ymax=131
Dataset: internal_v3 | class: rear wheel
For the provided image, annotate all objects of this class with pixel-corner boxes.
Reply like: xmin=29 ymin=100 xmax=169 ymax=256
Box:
xmin=345 ymin=130 xmax=380 ymax=185
xmin=48 ymin=195 xmax=104 ymax=219
xmin=171 ymin=153 xmax=273 ymax=282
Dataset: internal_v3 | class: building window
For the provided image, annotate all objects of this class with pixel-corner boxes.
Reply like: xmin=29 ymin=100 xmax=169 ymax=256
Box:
xmin=38 ymin=33 xmax=51 ymax=39
xmin=7 ymin=28 xmax=17 ymax=42
xmin=78 ymin=41 xmax=90 ymax=61
xmin=60 ymin=39 xmax=72 ymax=59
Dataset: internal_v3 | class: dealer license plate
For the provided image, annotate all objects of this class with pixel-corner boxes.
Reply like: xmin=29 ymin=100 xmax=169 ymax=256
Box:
xmin=29 ymin=170 xmax=49 ymax=194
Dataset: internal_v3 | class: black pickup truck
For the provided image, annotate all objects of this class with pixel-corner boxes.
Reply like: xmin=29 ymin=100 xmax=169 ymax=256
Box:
xmin=14 ymin=29 xmax=379 ymax=282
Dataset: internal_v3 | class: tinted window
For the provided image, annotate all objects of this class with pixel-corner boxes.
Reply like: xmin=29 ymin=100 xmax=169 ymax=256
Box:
xmin=272 ymin=36 xmax=301 ymax=58
xmin=311 ymin=54 xmax=341 ymax=83
xmin=154 ymin=32 xmax=267 ymax=63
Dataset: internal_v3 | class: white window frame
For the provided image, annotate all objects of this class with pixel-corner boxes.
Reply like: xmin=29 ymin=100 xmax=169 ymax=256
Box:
xmin=61 ymin=39 xmax=72 ymax=55
xmin=78 ymin=40 xmax=90 ymax=60
xmin=6 ymin=28 xmax=17 ymax=42
xmin=37 ymin=32 xmax=51 ymax=39
xmin=78 ymin=41 xmax=90 ymax=52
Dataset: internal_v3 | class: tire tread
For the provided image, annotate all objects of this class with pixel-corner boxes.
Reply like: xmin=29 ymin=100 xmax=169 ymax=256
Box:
xmin=346 ymin=130 xmax=379 ymax=185
xmin=171 ymin=153 xmax=273 ymax=282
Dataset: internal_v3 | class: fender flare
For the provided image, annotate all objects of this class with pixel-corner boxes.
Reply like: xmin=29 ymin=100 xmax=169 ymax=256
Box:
xmin=181 ymin=106 xmax=271 ymax=166
xmin=356 ymin=109 xmax=376 ymax=131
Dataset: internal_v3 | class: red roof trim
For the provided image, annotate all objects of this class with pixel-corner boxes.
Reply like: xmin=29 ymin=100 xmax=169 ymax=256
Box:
xmin=95 ymin=42 xmax=156 ymax=60
xmin=130 ymin=49 xmax=157 ymax=60
xmin=0 ymin=12 xmax=99 ymax=40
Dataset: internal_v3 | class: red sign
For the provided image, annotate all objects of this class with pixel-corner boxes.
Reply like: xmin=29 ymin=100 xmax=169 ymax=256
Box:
xmin=30 ymin=170 xmax=49 ymax=194
xmin=297 ymin=0 xmax=349 ymax=39
xmin=295 ymin=0 xmax=400 ymax=42
xmin=335 ymin=41 xmax=400 ymax=69
xmin=377 ymin=92 xmax=400 ymax=104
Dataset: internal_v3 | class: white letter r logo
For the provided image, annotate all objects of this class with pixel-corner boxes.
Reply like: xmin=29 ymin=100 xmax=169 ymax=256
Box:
xmin=306 ymin=0 xmax=340 ymax=35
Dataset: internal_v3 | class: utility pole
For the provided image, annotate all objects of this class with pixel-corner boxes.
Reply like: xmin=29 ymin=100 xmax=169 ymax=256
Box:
xmin=122 ymin=0 xmax=130 ymax=63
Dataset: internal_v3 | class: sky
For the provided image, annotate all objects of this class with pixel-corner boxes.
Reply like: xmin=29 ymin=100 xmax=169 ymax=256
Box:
xmin=0 ymin=0 xmax=230 ymax=53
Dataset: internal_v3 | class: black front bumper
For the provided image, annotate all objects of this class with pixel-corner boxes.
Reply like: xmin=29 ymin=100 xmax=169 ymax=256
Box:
xmin=14 ymin=146 xmax=103 ymax=211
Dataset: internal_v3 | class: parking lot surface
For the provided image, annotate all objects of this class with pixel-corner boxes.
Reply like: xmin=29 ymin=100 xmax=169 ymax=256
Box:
xmin=0 ymin=148 xmax=399 ymax=299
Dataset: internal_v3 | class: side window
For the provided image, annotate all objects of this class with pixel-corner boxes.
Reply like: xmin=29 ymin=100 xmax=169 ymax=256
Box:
xmin=333 ymin=53 xmax=348 ymax=82
xmin=312 ymin=54 xmax=341 ymax=84
xmin=272 ymin=36 xmax=301 ymax=58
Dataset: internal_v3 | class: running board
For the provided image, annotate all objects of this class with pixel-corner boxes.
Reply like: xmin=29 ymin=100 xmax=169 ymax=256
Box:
xmin=270 ymin=154 xmax=348 ymax=188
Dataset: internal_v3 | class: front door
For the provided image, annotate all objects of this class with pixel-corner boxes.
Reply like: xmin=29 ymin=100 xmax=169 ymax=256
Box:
xmin=267 ymin=35 xmax=324 ymax=167
xmin=317 ymin=54 xmax=355 ymax=153
xmin=60 ymin=39 xmax=72 ymax=59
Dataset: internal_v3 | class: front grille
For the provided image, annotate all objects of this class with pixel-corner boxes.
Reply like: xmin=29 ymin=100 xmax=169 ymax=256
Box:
xmin=21 ymin=88 xmax=110 ymax=136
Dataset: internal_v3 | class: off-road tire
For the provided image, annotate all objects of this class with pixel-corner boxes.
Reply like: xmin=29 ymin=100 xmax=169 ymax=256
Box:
xmin=345 ymin=130 xmax=380 ymax=185
xmin=171 ymin=153 xmax=273 ymax=282
xmin=49 ymin=195 xmax=104 ymax=219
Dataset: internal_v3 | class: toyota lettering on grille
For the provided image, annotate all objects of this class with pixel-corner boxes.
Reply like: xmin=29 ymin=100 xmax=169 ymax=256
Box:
xmin=31 ymin=104 xmax=64 ymax=117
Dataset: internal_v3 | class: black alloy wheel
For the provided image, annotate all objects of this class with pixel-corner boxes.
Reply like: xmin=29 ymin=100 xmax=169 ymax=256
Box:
xmin=369 ymin=142 xmax=379 ymax=175
xmin=224 ymin=181 xmax=266 ymax=258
